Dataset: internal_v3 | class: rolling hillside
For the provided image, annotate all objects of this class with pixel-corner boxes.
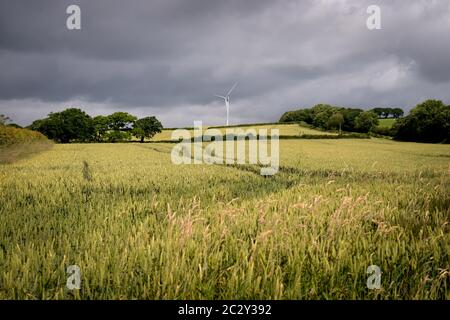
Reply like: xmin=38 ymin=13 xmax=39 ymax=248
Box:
xmin=149 ymin=123 xmax=336 ymax=142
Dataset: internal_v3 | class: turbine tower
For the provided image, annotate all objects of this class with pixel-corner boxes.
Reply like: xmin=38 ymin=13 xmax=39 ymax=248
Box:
xmin=215 ymin=83 xmax=237 ymax=126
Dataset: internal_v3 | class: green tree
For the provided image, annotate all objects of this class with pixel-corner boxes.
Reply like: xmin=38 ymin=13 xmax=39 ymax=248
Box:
xmin=29 ymin=119 xmax=47 ymax=131
xmin=380 ymin=108 xmax=391 ymax=118
xmin=391 ymin=108 xmax=404 ymax=118
xmin=354 ymin=111 xmax=379 ymax=133
xmin=107 ymin=112 xmax=137 ymax=131
xmin=341 ymin=108 xmax=363 ymax=132
xmin=327 ymin=112 xmax=344 ymax=134
xmin=279 ymin=109 xmax=313 ymax=123
xmin=102 ymin=112 xmax=137 ymax=142
xmin=105 ymin=130 xmax=132 ymax=143
xmin=31 ymin=108 xmax=94 ymax=143
xmin=92 ymin=116 xmax=110 ymax=142
xmin=311 ymin=104 xmax=336 ymax=129
xmin=370 ymin=108 xmax=384 ymax=118
xmin=393 ymin=100 xmax=450 ymax=143
xmin=279 ymin=111 xmax=296 ymax=122
xmin=312 ymin=111 xmax=329 ymax=129
xmin=132 ymin=116 xmax=163 ymax=142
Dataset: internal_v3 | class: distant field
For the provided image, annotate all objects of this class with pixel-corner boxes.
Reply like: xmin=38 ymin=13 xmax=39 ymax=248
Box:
xmin=378 ymin=118 xmax=397 ymax=128
xmin=150 ymin=123 xmax=335 ymax=141
xmin=0 ymin=136 xmax=448 ymax=299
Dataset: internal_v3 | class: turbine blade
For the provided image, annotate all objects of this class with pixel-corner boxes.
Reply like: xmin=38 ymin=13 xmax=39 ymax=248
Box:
xmin=227 ymin=83 xmax=237 ymax=96
xmin=215 ymin=95 xmax=226 ymax=100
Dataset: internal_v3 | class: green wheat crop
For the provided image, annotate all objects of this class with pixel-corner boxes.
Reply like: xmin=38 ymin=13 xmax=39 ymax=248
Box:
xmin=0 ymin=138 xmax=448 ymax=299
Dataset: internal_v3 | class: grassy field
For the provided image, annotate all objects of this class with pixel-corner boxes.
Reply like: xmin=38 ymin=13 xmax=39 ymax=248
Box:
xmin=378 ymin=119 xmax=397 ymax=128
xmin=150 ymin=123 xmax=335 ymax=141
xmin=0 ymin=137 xmax=449 ymax=299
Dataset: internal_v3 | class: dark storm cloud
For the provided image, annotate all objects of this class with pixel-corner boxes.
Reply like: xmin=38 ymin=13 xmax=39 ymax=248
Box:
xmin=1 ymin=0 xmax=450 ymax=126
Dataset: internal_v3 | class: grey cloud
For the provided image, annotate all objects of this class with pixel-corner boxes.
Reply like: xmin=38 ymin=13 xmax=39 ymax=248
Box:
xmin=1 ymin=0 xmax=450 ymax=127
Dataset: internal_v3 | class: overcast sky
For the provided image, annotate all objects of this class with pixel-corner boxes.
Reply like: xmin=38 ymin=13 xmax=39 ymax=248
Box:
xmin=1 ymin=0 xmax=450 ymax=127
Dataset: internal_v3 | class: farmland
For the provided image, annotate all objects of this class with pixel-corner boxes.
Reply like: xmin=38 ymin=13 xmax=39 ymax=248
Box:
xmin=378 ymin=119 xmax=397 ymax=128
xmin=0 ymin=134 xmax=449 ymax=299
xmin=2 ymin=0 xmax=450 ymax=305
xmin=149 ymin=123 xmax=335 ymax=142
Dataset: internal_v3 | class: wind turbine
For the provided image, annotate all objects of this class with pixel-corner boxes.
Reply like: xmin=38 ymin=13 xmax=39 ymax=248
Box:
xmin=215 ymin=83 xmax=237 ymax=126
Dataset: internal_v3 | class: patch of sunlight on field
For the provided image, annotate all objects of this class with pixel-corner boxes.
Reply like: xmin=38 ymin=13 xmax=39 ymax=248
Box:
xmin=0 ymin=139 xmax=449 ymax=299
xmin=149 ymin=123 xmax=332 ymax=141
xmin=150 ymin=129 xmax=196 ymax=141
xmin=279 ymin=138 xmax=450 ymax=173
xmin=211 ymin=124 xmax=334 ymax=136
xmin=378 ymin=118 xmax=397 ymax=128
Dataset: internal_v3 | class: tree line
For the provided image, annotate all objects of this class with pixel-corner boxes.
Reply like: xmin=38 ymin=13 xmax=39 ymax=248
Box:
xmin=371 ymin=108 xmax=404 ymax=118
xmin=392 ymin=100 xmax=449 ymax=143
xmin=279 ymin=104 xmax=380 ymax=134
xmin=28 ymin=108 xmax=163 ymax=143
xmin=4 ymin=99 xmax=449 ymax=144
xmin=279 ymin=100 xmax=450 ymax=143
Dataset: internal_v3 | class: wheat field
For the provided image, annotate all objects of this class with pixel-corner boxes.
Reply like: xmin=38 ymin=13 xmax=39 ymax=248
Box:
xmin=0 ymin=138 xmax=449 ymax=299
